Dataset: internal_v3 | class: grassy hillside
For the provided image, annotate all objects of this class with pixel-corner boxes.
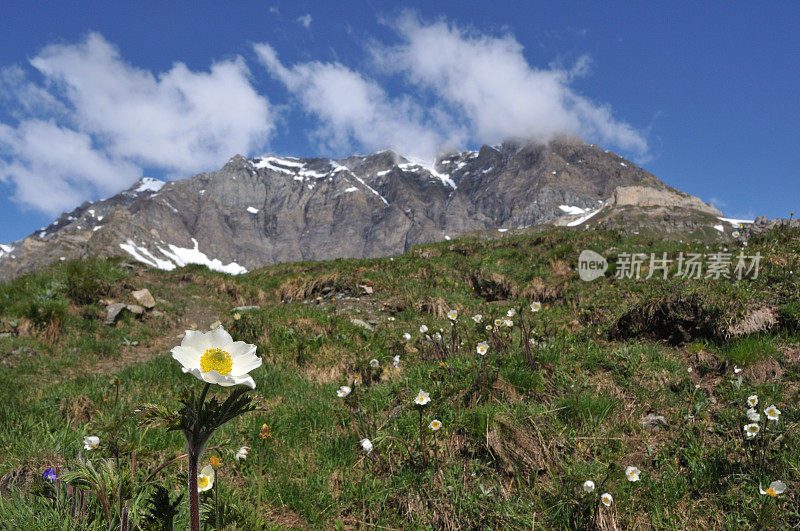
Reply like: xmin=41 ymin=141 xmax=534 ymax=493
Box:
xmin=0 ymin=226 xmax=799 ymax=529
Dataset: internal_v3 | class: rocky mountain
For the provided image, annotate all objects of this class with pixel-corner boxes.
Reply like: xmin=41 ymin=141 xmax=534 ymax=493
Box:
xmin=0 ymin=136 xmax=741 ymax=280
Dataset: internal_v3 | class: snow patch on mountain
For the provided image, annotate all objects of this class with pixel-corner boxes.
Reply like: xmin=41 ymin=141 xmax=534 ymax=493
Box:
xmin=567 ymin=204 xmax=605 ymax=226
xmin=133 ymin=177 xmax=165 ymax=194
xmin=559 ymin=205 xmax=587 ymax=215
xmin=120 ymin=238 xmax=247 ymax=275
xmin=718 ymin=217 xmax=754 ymax=227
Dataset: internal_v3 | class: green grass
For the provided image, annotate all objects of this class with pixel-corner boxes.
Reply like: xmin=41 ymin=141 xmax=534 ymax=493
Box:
xmin=0 ymin=227 xmax=799 ymax=528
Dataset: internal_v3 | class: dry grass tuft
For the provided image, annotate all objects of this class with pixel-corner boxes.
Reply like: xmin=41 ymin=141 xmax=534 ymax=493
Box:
xmin=726 ymin=306 xmax=778 ymax=337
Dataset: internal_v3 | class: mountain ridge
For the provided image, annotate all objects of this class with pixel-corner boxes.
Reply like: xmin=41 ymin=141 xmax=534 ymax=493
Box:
xmin=0 ymin=136 xmax=735 ymax=280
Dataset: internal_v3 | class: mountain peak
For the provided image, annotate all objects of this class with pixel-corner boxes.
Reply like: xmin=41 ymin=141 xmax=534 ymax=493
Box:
xmin=0 ymin=139 xmax=735 ymax=280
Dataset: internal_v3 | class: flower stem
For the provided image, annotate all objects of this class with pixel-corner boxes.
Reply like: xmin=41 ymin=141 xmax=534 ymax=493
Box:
xmin=188 ymin=382 xmax=211 ymax=531
xmin=188 ymin=449 xmax=201 ymax=531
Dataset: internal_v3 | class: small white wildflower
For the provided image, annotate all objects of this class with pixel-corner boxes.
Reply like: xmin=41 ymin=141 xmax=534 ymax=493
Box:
xmin=197 ymin=465 xmax=215 ymax=492
xmin=388 ymin=316 xmax=395 ymax=321
xmin=360 ymin=438 xmax=373 ymax=453
xmin=485 ymin=325 xmax=493 ymax=331
xmin=760 ymin=480 xmax=787 ymax=497
xmin=429 ymin=419 xmax=442 ymax=431
xmin=746 ymin=408 xmax=761 ymax=422
xmin=764 ymin=405 xmax=781 ymax=421
xmin=472 ymin=314 xmax=483 ymax=323
xmin=393 ymin=355 xmax=401 ymax=367
xmin=734 ymin=365 xmax=742 ymax=374
xmin=235 ymin=446 xmax=250 ymax=462
xmin=601 ymin=493 xmax=613 ymax=506
xmin=209 ymin=320 xmax=221 ymax=330
xmin=494 ymin=319 xmax=502 ymax=327
xmin=507 ymin=308 xmax=516 ymax=317
xmin=369 ymin=359 xmax=379 ymax=369
xmin=403 ymin=333 xmax=411 ymax=341
xmin=531 ymin=302 xmax=542 ymax=312
xmin=477 ymin=342 xmax=489 ymax=356
xmin=336 ymin=385 xmax=351 ymax=398
xmin=744 ymin=423 xmax=760 ymax=438
xmin=503 ymin=319 xmax=513 ymax=327
xmin=625 ymin=466 xmax=641 ymax=482
xmin=414 ymin=389 xmax=431 ymax=406
xmin=420 ymin=325 xmax=428 ymax=334
xmin=447 ymin=310 xmax=458 ymax=321
xmin=83 ymin=436 xmax=100 ymax=451
xmin=747 ymin=395 xmax=758 ymax=407
xmin=434 ymin=332 xmax=442 ymax=341
xmin=582 ymin=480 xmax=595 ymax=493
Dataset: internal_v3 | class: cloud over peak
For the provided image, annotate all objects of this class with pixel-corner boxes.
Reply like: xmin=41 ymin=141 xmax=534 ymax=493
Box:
xmin=0 ymin=33 xmax=275 ymax=214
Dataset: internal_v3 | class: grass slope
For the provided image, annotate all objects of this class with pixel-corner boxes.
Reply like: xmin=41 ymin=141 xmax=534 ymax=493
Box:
xmin=0 ymin=226 xmax=799 ymax=529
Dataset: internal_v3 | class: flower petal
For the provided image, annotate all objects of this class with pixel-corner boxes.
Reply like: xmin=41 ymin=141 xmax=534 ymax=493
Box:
xmin=231 ymin=352 xmax=262 ymax=375
xmin=206 ymin=326 xmax=234 ymax=348
xmin=171 ymin=345 xmax=201 ymax=370
xmin=181 ymin=329 xmax=211 ymax=350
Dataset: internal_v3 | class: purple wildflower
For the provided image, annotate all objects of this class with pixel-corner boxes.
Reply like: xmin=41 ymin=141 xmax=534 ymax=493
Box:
xmin=43 ymin=467 xmax=57 ymax=482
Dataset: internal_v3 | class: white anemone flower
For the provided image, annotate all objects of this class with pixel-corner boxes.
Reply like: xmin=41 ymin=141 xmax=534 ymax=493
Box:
xmin=732 ymin=231 xmax=740 ymax=239
xmin=582 ymin=480 xmax=595 ymax=493
xmin=393 ymin=355 xmax=401 ymax=367
xmin=507 ymin=308 xmax=516 ymax=317
xmin=472 ymin=314 xmax=483 ymax=323
xmin=625 ymin=466 xmax=641 ymax=482
xmin=764 ymin=405 xmax=781 ymax=421
xmin=447 ymin=310 xmax=458 ymax=321
xmin=734 ymin=365 xmax=742 ymax=374
xmin=601 ymin=493 xmax=613 ymax=506
xmin=420 ymin=325 xmax=428 ymax=334
xmin=171 ymin=327 xmax=261 ymax=389
xmin=414 ymin=389 xmax=431 ymax=406
xmin=747 ymin=395 xmax=758 ymax=407
xmin=388 ymin=316 xmax=395 ymax=321
xmin=360 ymin=438 xmax=373 ymax=453
xmin=197 ymin=465 xmax=215 ymax=492
xmin=403 ymin=333 xmax=411 ymax=341
xmin=337 ymin=385 xmax=351 ymax=398
xmin=503 ymin=319 xmax=513 ymax=327
xmin=477 ymin=342 xmax=489 ymax=356
xmin=434 ymin=332 xmax=442 ymax=341
xmin=494 ymin=319 xmax=503 ymax=327
xmin=746 ymin=408 xmax=761 ymax=422
xmin=531 ymin=302 xmax=542 ymax=312
xmin=760 ymin=480 xmax=787 ymax=497
xmin=369 ymin=359 xmax=379 ymax=369
xmin=235 ymin=446 xmax=250 ymax=462
xmin=429 ymin=419 xmax=442 ymax=431
xmin=744 ymin=423 xmax=760 ymax=438
xmin=83 ymin=436 xmax=99 ymax=451
xmin=485 ymin=325 xmax=493 ymax=331
xmin=209 ymin=320 xmax=221 ymax=330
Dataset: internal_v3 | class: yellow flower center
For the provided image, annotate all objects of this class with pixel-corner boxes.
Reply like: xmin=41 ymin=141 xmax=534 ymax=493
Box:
xmin=200 ymin=348 xmax=233 ymax=375
xmin=767 ymin=487 xmax=777 ymax=497
xmin=198 ymin=476 xmax=209 ymax=489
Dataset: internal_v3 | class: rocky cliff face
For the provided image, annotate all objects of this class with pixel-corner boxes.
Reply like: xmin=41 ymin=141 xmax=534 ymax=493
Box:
xmin=0 ymin=137 xmax=727 ymax=279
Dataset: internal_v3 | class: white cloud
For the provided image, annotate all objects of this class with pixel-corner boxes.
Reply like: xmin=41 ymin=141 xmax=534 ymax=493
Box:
xmin=255 ymin=14 xmax=647 ymax=163
xmin=297 ymin=14 xmax=312 ymax=29
xmin=255 ymin=43 xmax=462 ymax=160
xmin=375 ymin=13 xmax=647 ymax=156
xmin=0 ymin=120 xmax=141 ymax=213
xmin=0 ymin=33 xmax=275 ymax=214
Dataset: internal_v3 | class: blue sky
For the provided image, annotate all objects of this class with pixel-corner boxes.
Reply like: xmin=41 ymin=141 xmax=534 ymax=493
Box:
xmin=1 ymin=1 xmax=798 ymax=242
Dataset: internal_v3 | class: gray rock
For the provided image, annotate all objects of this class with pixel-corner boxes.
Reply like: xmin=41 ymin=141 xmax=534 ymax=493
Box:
xmin=126 ymin=304 xmax=144 ymax=315
xmin=151 ymin=310 xmax=165 ymax=318
xmin=641 ymin=414 xmax=668 ymax=431
xmin=350 ymin=319 xmax=373 ymax=331
xmin=105 ymin=302 xmax=128 ymax=325
xmin=131 ymin=288 xmax=156 ymax=308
